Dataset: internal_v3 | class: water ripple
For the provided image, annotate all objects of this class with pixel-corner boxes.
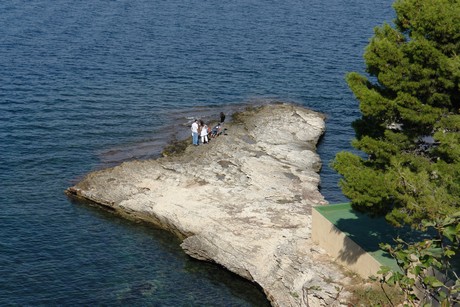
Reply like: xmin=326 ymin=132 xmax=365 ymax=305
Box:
xmin=0 ymin=0 xmax=394 ymax=305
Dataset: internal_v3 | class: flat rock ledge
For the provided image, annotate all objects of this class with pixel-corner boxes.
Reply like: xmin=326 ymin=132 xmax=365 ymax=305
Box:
xmin=67 ymin=103 xmax=351 ymax=306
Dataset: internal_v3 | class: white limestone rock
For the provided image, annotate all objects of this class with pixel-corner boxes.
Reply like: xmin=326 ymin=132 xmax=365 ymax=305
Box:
xmin=67 ymin=103 xmax=350 ymax=306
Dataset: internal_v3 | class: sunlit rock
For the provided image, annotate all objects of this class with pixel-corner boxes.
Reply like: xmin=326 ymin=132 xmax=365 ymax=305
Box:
xmin=67 ymin=103 xmax=350 ymax=306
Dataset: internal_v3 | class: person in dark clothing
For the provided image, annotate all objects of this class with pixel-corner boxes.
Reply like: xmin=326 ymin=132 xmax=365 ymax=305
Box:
xmin=210 ymin=123 xmax=222 ymax=138
xmin=220 ymin=112 xmax=225 ymax=123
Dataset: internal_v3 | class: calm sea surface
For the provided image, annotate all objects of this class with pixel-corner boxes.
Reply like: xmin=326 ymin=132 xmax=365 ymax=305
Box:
xmin=1 ymin=0 xmax=394 ymax=305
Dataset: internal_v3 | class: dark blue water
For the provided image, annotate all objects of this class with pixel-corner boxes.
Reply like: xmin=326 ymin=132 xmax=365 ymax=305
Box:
xmin=1 ymin=0 xmax=394 ymax=305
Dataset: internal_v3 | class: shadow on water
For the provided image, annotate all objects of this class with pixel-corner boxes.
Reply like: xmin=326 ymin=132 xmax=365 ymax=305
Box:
xmin=68 ymin=197 xmax=271 ymax=306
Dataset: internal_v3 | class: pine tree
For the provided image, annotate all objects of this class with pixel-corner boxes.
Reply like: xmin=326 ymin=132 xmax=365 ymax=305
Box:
xmin=333 ymin=0 xmax=460 ymax=227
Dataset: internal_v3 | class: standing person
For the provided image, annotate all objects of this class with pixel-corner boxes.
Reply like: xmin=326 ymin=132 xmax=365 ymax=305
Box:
xmin=198 ymin=120 xmax=203 ymax=145
xmin=191 ymin=119 xmax=199 ymax=145
xmin=200 ymin=122 xmax=209 ymax=144
xmin=220 ymin=112 xmax=225 ymax=123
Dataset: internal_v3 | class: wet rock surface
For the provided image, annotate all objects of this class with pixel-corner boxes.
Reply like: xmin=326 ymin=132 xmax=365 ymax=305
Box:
xmin=67 ymin=103 xmax=350 ymax=306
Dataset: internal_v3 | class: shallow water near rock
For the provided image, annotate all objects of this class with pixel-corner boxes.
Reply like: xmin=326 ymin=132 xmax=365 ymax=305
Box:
xmin=1 ymin=0 xmax=393 ymax=305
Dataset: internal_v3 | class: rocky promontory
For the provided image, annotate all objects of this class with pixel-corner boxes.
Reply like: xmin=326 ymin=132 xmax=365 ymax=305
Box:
xmin=67 ymin=103 xmax=350 ymax=306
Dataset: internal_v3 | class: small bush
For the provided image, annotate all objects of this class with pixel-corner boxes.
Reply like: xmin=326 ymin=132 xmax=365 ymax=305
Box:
xmin=162 ymin=139 xmax=189 ymax=157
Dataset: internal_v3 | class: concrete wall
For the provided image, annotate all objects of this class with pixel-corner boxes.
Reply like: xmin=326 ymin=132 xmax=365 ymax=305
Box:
xmin=311 ymin=207 xmax=382 ymax=279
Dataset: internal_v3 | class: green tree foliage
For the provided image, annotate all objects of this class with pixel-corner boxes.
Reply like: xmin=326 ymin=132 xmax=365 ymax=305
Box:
xmin=333 ymin=0 xmax=460 ymax=227
xmin=377 ymin=214 xmax=460 ymax=305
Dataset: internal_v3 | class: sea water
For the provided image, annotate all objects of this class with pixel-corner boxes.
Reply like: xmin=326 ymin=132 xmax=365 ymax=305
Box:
xmin=0 ymin=0 xmax=394 ymax=305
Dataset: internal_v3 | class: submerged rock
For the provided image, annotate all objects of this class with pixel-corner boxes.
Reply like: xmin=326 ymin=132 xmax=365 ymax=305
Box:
xmin=67 ymin=103 xmax=350 ymax=306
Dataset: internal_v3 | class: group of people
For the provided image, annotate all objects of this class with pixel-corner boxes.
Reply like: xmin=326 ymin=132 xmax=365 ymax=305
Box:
xmin=191 ymin=112 xmax=225 ymax=146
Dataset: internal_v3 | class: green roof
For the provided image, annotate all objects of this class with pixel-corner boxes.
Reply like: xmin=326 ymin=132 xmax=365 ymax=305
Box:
xmin=315 ymin=203 xmax=422 ymax=271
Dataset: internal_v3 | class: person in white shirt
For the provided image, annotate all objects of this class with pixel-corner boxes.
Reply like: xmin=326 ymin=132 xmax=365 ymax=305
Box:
xmin=191 ymin=119 xmax=199 ymax=145
xmin=200 ymin=122 xmax=209 ymax=144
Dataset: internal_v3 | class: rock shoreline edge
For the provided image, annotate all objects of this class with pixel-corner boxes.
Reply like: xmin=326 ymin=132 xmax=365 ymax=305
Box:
xmin=66 ymin=103 xmax=350 ymax=306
